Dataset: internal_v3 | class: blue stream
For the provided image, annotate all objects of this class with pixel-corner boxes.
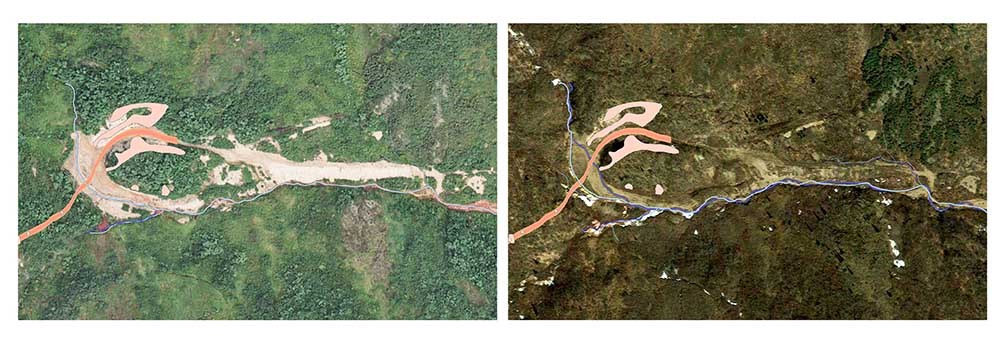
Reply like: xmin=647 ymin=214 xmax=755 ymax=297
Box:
xmin=549 ymin=80 xmax=987 ymax=233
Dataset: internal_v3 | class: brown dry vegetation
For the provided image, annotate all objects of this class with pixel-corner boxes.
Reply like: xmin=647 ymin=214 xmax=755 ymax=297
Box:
xmin=340 ymin=198 xmax=392 ymax=313
xmin=508 ymin=24 xmax=986 ymax=319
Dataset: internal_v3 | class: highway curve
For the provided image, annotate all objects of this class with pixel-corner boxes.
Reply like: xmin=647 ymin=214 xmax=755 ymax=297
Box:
xmin=18 ymin=127 xmax=178 ymax=243
xmin=510 ymin=127 xmax=673 ymax=243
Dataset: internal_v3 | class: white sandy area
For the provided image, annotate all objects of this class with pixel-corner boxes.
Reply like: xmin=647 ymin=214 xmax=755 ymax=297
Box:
xmin=301 ymin=116 xmax=332 ymax=133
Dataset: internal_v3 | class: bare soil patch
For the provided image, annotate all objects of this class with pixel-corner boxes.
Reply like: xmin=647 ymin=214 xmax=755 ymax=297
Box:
xmin=456 ymin=279 xmax=487 ymax=306
xmin=340 ymin=198 xmax=392 ymax=304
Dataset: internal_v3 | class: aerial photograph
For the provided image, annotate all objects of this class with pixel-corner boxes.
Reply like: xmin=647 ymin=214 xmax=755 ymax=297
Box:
xmin=508 ymin=24 xmax=986 ymax=319
xmin=18 ymin=24 xmax=497 ymax=319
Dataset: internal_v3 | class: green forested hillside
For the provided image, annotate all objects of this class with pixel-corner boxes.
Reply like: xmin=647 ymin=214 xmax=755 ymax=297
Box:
xmin=18 ymin=24 xmax=496 ymax=320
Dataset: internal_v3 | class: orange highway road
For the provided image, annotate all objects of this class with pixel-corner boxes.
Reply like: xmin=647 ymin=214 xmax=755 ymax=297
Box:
xmin=510 ymin=127 xmax=673 ymax=243
xmin=18 ymin=128 xmax=178 ymax=243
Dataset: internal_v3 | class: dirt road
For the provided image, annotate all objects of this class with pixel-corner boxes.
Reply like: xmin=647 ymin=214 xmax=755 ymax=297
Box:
xmin=21 ymin=97 xmax=496 ymax=243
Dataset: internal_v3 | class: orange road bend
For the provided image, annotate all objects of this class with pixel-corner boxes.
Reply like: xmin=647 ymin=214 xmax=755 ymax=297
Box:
xmin=510 ymin=127 xmax=673 ymax=243
xmin=18 ymin=128 xmax=178 ymax=243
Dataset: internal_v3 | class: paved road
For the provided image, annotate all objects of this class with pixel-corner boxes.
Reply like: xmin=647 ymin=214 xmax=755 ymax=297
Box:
xmin=19 ymin=127 xmax=178 ymax=242
xmin=510 ymin=127 xmax=673 ymax=243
